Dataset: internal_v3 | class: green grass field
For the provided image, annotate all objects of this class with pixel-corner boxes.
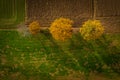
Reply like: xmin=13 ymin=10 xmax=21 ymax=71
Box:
xmin=0 ymin=30 xmax=120 ymax=80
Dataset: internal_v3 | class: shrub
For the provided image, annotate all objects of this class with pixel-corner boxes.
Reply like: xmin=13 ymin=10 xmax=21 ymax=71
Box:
xmin=29 ymin=21 xmax=40 ymax=34
xmin=17 ymin=23 xmax=30 ymax=37
xmin=80 ymin=20 xmax=104 ymax=40
xmin=49 ymin=18 xmax=73 ymax=41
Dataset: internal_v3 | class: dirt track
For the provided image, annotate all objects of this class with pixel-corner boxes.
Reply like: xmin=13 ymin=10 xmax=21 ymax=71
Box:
xmin=26 ymin=0 xmax=120 ymax=33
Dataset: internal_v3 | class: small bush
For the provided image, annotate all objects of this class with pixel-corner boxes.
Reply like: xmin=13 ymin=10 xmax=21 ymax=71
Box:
xmin=17 ymin=23 xmax=30 ymax=37
xmin=49 ymin=18 xmax=73 ymax=41
xmin=29 ymin=21 xmax=40 ymax=34
xmin=80 ymin=20 xmax=104 ymax=40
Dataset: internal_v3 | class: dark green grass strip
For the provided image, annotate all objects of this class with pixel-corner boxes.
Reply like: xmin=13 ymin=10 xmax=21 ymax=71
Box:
xmin=0 ymin=0 xmax=25 ymax=29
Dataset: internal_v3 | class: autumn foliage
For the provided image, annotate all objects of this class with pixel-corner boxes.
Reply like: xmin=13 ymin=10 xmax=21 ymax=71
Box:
xmin=80 ymin=20 xmax=104 ymax=40
xmin=29 ymin=21 xmax=40 ymax=34
xmin=49 ymin=18 xmax=73 ymax=41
